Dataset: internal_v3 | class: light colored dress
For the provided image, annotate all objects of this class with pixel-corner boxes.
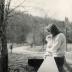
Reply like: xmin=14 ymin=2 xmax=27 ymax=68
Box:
xmin=44 ymin=34 xmax=53 ymax=58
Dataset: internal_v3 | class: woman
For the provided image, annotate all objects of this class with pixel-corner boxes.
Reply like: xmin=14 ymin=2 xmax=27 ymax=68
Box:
xmin=44 ymin=24 xmax=66 ymax=72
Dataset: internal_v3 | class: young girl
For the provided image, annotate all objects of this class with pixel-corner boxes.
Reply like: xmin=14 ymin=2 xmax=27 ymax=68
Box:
xmin=44 ymin=34 xmax=52 ymax=57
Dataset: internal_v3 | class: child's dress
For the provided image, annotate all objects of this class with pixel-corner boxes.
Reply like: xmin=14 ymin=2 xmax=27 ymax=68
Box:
xmin=44 ymin=35 xmax=53 ymax=58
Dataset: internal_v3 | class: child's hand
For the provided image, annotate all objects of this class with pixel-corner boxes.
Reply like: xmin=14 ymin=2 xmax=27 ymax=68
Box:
xmin=44 ymin=52 xmax=52 ymax=59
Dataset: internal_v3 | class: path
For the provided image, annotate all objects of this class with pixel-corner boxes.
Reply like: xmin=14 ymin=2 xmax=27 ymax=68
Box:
xmin=8 ymin=46 xmax=72 ymax=72
xmin=8 ymin=46 xmax=44 ymax=58
xmin=8 ymin=46 xmax=72 ymax=63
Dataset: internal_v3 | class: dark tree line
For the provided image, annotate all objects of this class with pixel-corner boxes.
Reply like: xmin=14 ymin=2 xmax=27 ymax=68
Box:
xmin=6 ymin=11 xmax=72 ymax=45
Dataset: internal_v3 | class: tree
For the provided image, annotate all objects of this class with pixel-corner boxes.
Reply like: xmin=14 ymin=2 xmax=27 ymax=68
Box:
xmin=0 ymin=0 xmax=8 ymax=72
xmin=0 ymin=0 xmax=26 ymax=72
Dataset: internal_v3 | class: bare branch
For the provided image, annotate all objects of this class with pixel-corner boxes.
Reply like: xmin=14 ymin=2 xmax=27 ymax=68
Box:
xmin=7 ymin=0 xmax=12 ymax=10
xmin=8 ymin=10 xmax=27 ymax=18
xmin=4 ymin=0 xmax=26 ymax=22
xmin=8 ymin=0 xmax=26 ymax=14
xmin=4 ymin=0 xmax=12 ymax=22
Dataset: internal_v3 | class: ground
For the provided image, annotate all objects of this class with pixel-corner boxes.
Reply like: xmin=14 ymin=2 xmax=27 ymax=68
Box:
xmin=8 ymin=53 xmax=36 ymax=72
xmin=8 ymin=45 xmax=44 ymax=72
xmin=3 ymin=44 xmax=72 ymax=72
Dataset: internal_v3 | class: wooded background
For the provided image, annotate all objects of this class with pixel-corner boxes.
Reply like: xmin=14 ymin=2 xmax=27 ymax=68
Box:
xmin=6 ymin=11 xmax=72 ymax=45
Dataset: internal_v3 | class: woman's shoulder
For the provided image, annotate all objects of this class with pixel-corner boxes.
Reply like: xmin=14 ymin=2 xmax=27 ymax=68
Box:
xmin=58 ymin=33 xmax=65 ymax=37
xmin=57 ymin=33 xmax=66 ymax=39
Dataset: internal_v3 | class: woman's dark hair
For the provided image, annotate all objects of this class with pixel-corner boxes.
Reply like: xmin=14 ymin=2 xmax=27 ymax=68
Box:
xmin=46 ymin=24 xmax=60 ymax=37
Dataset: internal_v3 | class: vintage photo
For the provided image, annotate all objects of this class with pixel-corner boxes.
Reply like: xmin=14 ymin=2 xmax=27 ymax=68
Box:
xmin=0 ymin=0 xmax=72 ymax=72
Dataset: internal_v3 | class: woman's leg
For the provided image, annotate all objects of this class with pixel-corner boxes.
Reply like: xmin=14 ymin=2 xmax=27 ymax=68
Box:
xmin=54 ymin=56 xmax=65 ymax=72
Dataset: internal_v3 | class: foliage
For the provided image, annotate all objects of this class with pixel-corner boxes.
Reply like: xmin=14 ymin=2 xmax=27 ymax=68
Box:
xmin=6 ymin=11 xmax=72 ymax=44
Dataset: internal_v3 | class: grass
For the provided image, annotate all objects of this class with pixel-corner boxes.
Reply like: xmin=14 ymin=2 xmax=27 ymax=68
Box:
xmin=8 ymin=44 xmax=45 ymax=72
xmin=8 ymin=53 xmax=36 ymax=72
xmin=8 ymin=43 xmax=72 ymax=72
xmin=8 ymin=53 xmax=72 ymax=72
xmin=67 ymin=43 xmax=72 ymax=51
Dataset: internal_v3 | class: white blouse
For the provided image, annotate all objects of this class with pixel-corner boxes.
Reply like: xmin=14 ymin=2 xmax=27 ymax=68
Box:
xmin=45 ymin=33 xmax=66 ymax=57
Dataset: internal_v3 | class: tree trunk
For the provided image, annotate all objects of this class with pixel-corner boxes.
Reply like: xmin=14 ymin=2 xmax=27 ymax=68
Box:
xmin=1 ymin=35 xmax=8 ymax=72
xmin=0 ymin=0 xmax=8 ymax=72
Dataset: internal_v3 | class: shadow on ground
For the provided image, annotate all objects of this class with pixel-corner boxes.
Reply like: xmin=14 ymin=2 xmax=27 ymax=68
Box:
xmin=63 ymin=59 xmax=72 ymax=72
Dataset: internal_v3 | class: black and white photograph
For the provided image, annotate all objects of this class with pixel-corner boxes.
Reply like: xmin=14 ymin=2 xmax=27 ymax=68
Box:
xmin=0 ymin=0 xmax=72 ymax=72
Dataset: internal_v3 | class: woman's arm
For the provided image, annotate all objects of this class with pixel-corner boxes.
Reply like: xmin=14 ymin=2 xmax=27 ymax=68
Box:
xmin=48 ymin=34 xmax=62 ymax=52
